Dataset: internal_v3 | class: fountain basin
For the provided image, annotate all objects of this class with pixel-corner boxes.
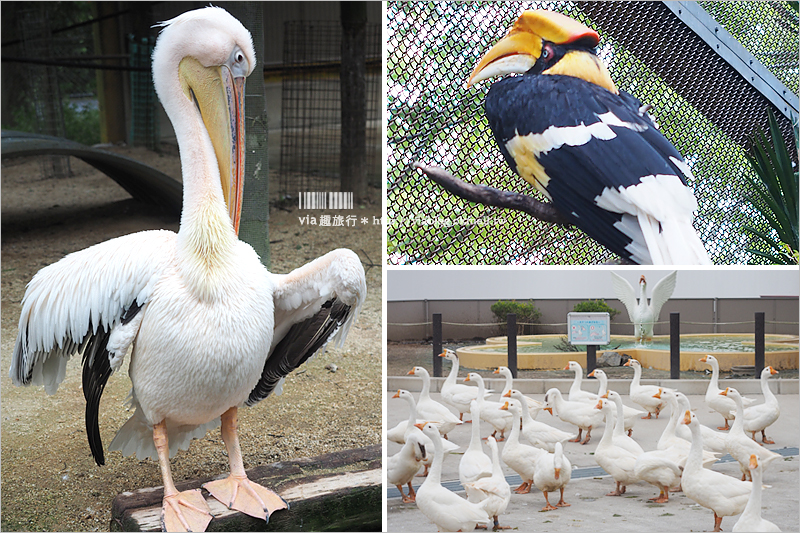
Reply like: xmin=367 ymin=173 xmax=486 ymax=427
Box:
xmin=457 ymin=334 xmax=798 ymax=371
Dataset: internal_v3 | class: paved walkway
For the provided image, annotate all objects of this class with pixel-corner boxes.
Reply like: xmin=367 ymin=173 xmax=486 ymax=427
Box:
xmin=386 ymin=387 xmax=799 ymax=532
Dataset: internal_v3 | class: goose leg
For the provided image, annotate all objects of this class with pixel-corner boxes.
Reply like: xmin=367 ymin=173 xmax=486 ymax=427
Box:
xmin=154 ymin=421 xmax=213 ymax=532
xmin=580 ymin=427 xmax=592 ymax=445
xmin=203 ymin=407 xmax=288 ymax=522
xmin=717 ymin=419 xmax=731 ymax=431
xmin=713 ymin=512 xmax=723 ymax=532
xmin=541 ymin=491 xmax=557 ymax=511
xmin=606 ymin=481 xmax=624 ymax=496
xmin=493 ymin=515 xmax=511 ymax=530
xmin=406 ymin=481 xmax=416 ymax=502
xmin=556 ymin=487 xmax=570 ymax=507
xmin=761 ymin=430 xmax=775 ymax=445
xmin=569 ymin=428 xmax=582 ymax=443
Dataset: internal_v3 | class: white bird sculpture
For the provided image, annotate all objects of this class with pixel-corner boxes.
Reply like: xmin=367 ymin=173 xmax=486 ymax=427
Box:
xmin=611 ymin=271 xmax=677 ymax=342
xmin=9 ymin=7 xmax=366 ymax=532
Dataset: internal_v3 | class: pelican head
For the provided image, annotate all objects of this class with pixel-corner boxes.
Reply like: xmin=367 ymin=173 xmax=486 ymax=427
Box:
xmin=152 ymin=7 xmax=256 ymax=233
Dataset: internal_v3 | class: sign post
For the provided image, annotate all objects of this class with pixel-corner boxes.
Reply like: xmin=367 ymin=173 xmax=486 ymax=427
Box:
xmin=567 ymin=312 xmax=611 ymax=373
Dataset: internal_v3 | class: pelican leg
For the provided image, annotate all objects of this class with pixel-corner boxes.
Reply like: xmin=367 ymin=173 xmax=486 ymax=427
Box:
xmin=202 ymin=407 xmax=288 ymax=522
xmin=154 ymin=421 xmax=213 ymax=532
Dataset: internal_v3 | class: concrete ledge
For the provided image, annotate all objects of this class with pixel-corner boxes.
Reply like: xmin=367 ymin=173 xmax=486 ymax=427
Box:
xmin=387 ymin=376 xmax=797 ymax=395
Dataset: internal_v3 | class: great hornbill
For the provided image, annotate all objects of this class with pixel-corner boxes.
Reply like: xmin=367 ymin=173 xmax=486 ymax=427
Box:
xmin=468 ymin=10 xmax=712 ymax=265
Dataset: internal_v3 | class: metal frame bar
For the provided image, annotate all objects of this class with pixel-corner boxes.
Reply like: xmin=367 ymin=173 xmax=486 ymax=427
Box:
xmin=664 ymin=1 xmax=798 ymax=119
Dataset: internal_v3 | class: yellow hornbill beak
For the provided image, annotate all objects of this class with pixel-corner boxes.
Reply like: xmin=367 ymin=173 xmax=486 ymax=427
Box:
xmin=179 ymin=57 xmax=246 ymax=234
xmin=468 ymin=9 xmax=599 ymax=86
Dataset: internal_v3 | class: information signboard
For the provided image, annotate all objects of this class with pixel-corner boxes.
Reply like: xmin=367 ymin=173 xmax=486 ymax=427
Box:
xmin=567 ymin=312 xmax=610 ymax=345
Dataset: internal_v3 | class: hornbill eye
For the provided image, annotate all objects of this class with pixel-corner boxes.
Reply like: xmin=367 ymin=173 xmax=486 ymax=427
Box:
xmin=542 ymin=43 xmax=555 ymax=62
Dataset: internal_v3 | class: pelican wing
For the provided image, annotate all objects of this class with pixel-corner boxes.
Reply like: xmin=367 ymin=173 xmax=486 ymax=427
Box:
xmin=648 ymin=270 xmax=678 ymax=319
xmin=9 ymin=230 xmax=175 ymax=464
xmin=246 ymin=249 xmax=366 ymax=405
xmin=610 ymin=271 xmax=638 ymax=320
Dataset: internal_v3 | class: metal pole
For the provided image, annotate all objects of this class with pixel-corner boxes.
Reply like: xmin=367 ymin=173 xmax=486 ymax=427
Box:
xmin=755 ymin=312 xmax=765 ymax=377
xmin=507 ymin=313 xmax=517 ymax=378
xmin=432 ymin=313 xmax=442 ymax=378
xmin=670 ymin=312 xmax=680 ymax=379
xmin=587 ymin=345 xmax=597 ymax=374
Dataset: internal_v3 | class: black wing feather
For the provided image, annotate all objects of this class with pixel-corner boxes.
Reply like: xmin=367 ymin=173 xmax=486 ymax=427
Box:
xmin=246 ymin=299 xmax=351 ymax=406
xmin=81 ymin=301 xmax=143 ymax=466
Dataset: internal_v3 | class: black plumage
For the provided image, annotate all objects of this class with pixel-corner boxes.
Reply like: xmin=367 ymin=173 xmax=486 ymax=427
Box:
xmin=246 ymin=299 xmax=352 ymax=406
xmin=485 ymin=72 xmax=691 ymax=262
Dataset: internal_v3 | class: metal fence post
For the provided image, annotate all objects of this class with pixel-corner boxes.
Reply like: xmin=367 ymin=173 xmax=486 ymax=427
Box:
xmin=755 ymin=312 xmax=765 ymax=377
xmin=587 ymin=345 xmax=597 ymax=374
xmin=507 ymin=313 xmax=517 ymax=378
xmin=432 ymin=313 xmax=442 ymax=378
xmin=670 ymin=313 xmax=680 ymax=379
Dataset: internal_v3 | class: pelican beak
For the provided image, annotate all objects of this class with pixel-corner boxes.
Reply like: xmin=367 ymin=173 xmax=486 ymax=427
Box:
xmin=554 ymin=467 xmax=560 ymax=480
xmin=178 ymin=57 xmax=245 ymax=233
xmin=392 ymin=390 xmax=400 ymax=399
xmin=467 ymin=10 xmax=598 ymax=87
xmin=503 ymin=390 xmax=511 ymax=398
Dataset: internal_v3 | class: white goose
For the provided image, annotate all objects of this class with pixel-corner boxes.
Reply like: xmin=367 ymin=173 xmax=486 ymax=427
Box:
xmin=701 ymin=354 xmax=755 ymax=430
xmin=439 ymin=349 xmax=490 ymax=421
xmin=388 ymin=390 xmax=459 ymax=476
xmin=611 ymin=271 xmax=677 ymax=342
xmin=673 ymin=391 xmax=728 ymax=454
xmin=599 ymin=391 xmax=643 ymax=456
xmin=720 ymin=387 xmax=780 ymax=481
xmin=680 ymin=410 xmax=752 ymax=533
xmin=466 ymin=372 xmax=513 ymax=441
xmin=388 ymin=432 xmax=426 ymax=503
xmin=623 ymin=358 xmax=669 ymax=418
xmin=459 ymin=401 xmax=492 ymax=502
xmin=565 ymin=360 xmax=598 ymax=402
xmin=732 ymin=454 xmax=781 ymax=532
xmin=493 ymin=366 xmax=542 ymax=417
xmin=653 ymin=389 xmax=719 ymax=467
xmin=544 ymin=388 xmax=603 ymax=444
xmin=8 ymin=8 xmax=366 ymax=532
xmin=462 ymin=436 xmax=512 ymax=531
xmin=588 ymin=368 xmax=644 ymax=434
xmin=739 ymin=366 xmax=781 ymax=444
xmin=533 ymin=441 xmax=572 ymax=512
xmin=408 ymin=366 xmax=462 ymax=437
xmin=499 ymin=401 xmax=545 ymax=494
xmin=505 ymin=389 xmax=575 ymax=452
xmin=593 ymin=399 xmax=640 ymax=496
xmin=414 ymin=422 xmax=491 ymax=532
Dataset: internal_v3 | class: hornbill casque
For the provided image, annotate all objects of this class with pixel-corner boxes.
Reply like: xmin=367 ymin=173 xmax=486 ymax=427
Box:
xmin=468 ymin=10 xmax=712 ymax=265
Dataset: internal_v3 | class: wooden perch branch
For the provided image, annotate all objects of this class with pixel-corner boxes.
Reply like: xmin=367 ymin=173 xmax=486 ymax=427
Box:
xmin=111 ymin=445 xmax=381 ymax=532
xmin=413 ymin=162 xmax=573 ymax=226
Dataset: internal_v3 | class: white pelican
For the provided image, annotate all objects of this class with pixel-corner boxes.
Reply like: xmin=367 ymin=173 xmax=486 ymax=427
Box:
xmin=611 ymin=271 xmax=677 ymax=342
xmin=9 ymin=7 xmax=366 ymax=532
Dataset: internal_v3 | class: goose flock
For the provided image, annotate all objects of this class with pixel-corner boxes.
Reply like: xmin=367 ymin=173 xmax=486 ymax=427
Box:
xmin=388 ymin=351 xmax=787 ymax=532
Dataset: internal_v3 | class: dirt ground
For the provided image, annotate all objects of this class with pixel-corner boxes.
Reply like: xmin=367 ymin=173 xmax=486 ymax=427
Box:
xmin=0 ymin=147 xmax=382 ymax=532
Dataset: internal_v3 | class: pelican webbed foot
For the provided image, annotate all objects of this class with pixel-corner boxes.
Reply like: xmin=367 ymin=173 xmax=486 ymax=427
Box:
xmin=161 ymin=489 xmax=213 ymax=532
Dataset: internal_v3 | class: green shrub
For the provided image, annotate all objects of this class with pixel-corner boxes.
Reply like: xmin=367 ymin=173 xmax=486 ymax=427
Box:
xmin=572 ymin=299 xmax=621 ymax=320
xmin=491 ymin=300 xmax=541 ymax=335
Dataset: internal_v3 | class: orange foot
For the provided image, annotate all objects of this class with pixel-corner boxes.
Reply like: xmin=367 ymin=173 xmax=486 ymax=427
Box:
xmin=203 ymin=475 xmax=287 ymax=522
xmin=161 ymin=489 xmax=213 ymax=532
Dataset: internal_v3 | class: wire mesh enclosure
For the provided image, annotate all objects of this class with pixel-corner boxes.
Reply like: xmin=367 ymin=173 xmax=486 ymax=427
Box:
xmin=387 ymin=1 xmax=799 ymax=265
xmin=128 ymin=36 xmax=159 ymax=150
xmin=278 ymin=20 xmax=382 ymax=198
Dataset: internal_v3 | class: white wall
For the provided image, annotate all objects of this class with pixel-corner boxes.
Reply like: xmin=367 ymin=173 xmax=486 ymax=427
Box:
xmin=387 ymin=267 xmax=800 ymax=301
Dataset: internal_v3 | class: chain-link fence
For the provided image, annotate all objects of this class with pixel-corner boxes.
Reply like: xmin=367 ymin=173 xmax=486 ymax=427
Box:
xmin=387 ymin=1 xmax=799 ymax=265
xmin=278 ymin=21 xmax=382 ymax=198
